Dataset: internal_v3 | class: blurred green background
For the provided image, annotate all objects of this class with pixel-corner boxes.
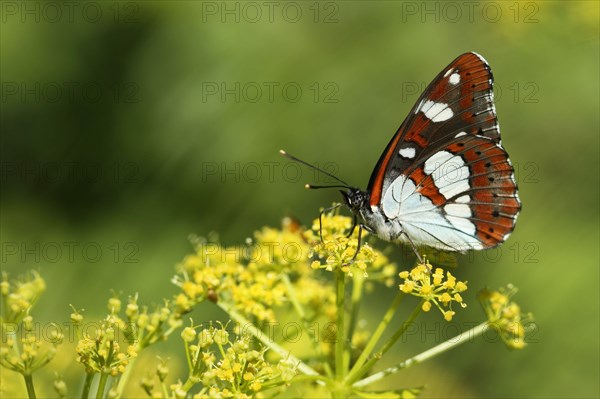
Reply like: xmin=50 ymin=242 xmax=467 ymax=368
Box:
xmin=1 ymin=1 xmax=598 ymax=397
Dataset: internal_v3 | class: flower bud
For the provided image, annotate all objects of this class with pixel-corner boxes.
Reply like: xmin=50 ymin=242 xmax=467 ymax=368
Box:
xmin=54 ymin=377 xmax=67 ymax=397
xmin=108 ymin=297 xmax=121 ymax=313
xmin=181 ymin=327 xmax=196 ymax=343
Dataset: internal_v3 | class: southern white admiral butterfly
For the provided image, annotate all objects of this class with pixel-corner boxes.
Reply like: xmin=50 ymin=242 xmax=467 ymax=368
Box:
xmin=282 ymin=52 xmax=521 ymax=260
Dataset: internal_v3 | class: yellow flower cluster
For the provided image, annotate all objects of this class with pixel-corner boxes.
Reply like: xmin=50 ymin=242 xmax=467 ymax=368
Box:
xmin=174 ymin=220 xmax=330 ymax=323
xmin=144 ymin=323 xmax=297 ymax=398
xmin=74 ymin=314 xmax=137 ymax=376
xmin=478 ymin=285 xmax=532 ymax=349
xmin=1 ymin=314 xmax=63 ymax=375
xmin=307 ymin=214 xmax=372 ymax=275
xmin=173 ymin=224 xmax=313 ymax=322
xmin=174 ymin=245 xmax=241 ymax=313
xmin=1 ymin=271 xmax=45 ymax=323
xmin=173 ymin=213 xmax=397 ymax=326
xmin=253 ymin=225 xmax=312 ymax=271
xmin=0 ymin=272 xmax=61 ymax=376
xmin=169 ymin=213 xmax=401 ymax=387
xmin=121 ymin=295 xmax=182 ymax=348
xmin=305 ymin=212 xmax=395 ymax=281
xmin=398 ymin=263 xmax=468 ymax=321
xmin=74 ymin=295 xmax=182 ymax=375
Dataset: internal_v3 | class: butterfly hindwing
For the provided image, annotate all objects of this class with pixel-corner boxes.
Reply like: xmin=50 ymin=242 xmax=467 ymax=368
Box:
xmin=399 ymin=136 xmax=520 ymax=250
xmin=367 ymin=52 xmax=520 ymax=251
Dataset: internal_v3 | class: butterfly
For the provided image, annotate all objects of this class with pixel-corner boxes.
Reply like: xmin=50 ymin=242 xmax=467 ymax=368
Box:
xmin=281 ymin=52 xmax=521 ymax=262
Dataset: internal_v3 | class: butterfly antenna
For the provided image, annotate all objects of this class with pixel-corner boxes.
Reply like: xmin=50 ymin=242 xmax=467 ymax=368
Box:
xmin=304 ymin=184 xmax=350 ymax=190
xmin=279 ymin=149 xmax=351 ymax=188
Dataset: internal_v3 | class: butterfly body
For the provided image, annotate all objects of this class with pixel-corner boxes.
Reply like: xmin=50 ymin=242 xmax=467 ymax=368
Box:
xmin=341 ymin=189 xmax=401 ymax=241
xmin=340 ymin=52 xmax=520 ymax=253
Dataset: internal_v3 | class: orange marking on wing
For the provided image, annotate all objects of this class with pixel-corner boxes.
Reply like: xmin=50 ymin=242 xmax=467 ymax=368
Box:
xmin=409 ymin=168 xmax=446 ymax=206
xmin=429 ymin=78 xmax=448 ymax=100
xmin=404 ymin=115 xmax=430 ymax=146
xmin=369 ymin=131 xmax=404 ymax=206
xmin=369 ymin=116 xmax=429 ymax=206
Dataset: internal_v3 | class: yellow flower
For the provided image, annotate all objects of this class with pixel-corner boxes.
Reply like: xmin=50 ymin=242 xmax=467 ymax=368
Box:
xmin=0 ymin=272 xmax=60 ymax=375
xmin=181 ymin=327 xmax=196 ymax=343
xmin=479 ymin=285 xmax=532 ymax=350
xmin=305 ymin=211 xmax=386 ymax=276
xmin=398 ymin=261 xmax=468 ymax=321
xmin=399 ymin=280 xmax=415 ymax=294
xmin=443 ymin=310 xmax=455 ymax=321
xmin=53 ymin=376 xmax=67 ymax=398
xmin=2 ymin=271 xmax=46 ymax=323
xmin=108 ymin=297 xmax=121 ymax=313
xmin=175 ymin=323 xmax=293 ymax=395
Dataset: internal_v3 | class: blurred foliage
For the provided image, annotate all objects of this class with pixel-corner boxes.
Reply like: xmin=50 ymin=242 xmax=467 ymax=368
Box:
xmin=1 ymin=1 xmax=598 ymax=398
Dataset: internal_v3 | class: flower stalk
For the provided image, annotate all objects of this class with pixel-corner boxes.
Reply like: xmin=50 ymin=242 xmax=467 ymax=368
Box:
xmin=347 ymin=274 xmax=364 ymax=346
xmin=347 ymin=291 xmax=404 ymax=379
xmin=23 ymin=373 xmax=36 ymax=399
xmin=346 ymin=302 xmax=422 ymax=385
xmin=335 ymin=269 xmax=346 ymax=382
xmin=353 ymin=321 xmax=490 ymax=388
xmin=96 ymin=372 xmax=109 ymax=399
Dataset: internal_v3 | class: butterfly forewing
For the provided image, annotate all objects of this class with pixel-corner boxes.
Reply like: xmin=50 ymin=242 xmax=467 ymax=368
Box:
xmin=367 ymin=52 xmax=520 ymax=252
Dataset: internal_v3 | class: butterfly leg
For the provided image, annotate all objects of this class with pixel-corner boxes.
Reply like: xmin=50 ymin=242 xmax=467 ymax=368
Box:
xmin=343 ymin=223 xmax=364 ymax=266
xmin=401 ymin=232 xmax=427 ymax=267
xmin=344 ymin=223 xmax=376 ymax=266
xmin=346 ymin=213 xmax=358 ymax=238
xmin=318 ymin=203 xmax=343 ymax=243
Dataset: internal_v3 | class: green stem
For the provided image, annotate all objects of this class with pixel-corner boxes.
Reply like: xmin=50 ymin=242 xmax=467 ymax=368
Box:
xmin=217 ymin=302 xmax=323 ymax=379
xmin=191 ymin=340 xmax=203 ymax=376
xmin=115 ymin=356 xmax=137 ymax=398
xmin=183 ymin=340 xmax=193 ymax=371
xmin=96 ymin=373 xmax=109 ymax=399
xmin=353 ymin=321 xmax=490 ymax=388
xmin=378 ymin=304 xmax=422 ymax=356
xmin=23 ymin=373 xmax=36 ymax=399
xmin=347 ymin=292 xmax=404 ymax=379
xmin=81 ymin=372 xmax=95 ymax=399
xmin=161 ymin=381 xmax=169 ymax=398
xmin=346 ymin=302 xmax=422 ymax=384
xmin=347 ymin=275 xmax=364 ymax=351
xmin=182 ymin=378 xmax=196 ymax=392
xmin=335 ymin=269 xmax=346 ymax=381
xmin=281 ymin=274 xmax=306 ymax=320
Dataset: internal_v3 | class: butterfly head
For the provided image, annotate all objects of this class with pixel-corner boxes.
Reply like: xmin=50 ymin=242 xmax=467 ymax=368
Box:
xmin=341 ymin=188 xmax=368 ymax=213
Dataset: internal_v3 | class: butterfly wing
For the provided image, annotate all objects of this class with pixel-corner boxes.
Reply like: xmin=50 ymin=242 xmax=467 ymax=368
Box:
xmin=367 ymin=52 xmax=520 ymax=251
